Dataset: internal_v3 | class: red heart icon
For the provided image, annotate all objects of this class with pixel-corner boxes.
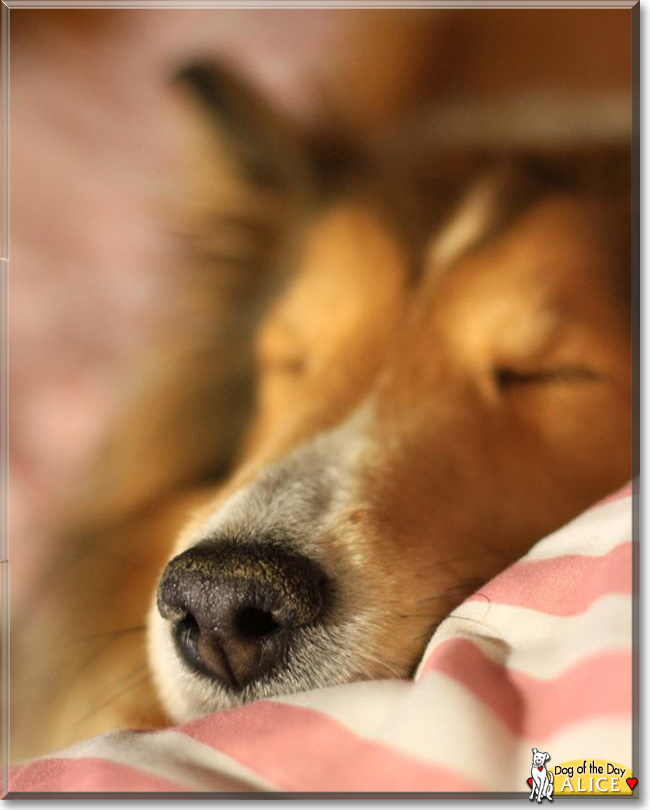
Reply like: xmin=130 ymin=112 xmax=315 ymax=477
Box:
xmin=527 ymin=778 xmax=533 ymax=788
xmin=626 ymin=778 xmax=637 ymax=790
xmin=538 ymin=766 xmax=543 ymax=771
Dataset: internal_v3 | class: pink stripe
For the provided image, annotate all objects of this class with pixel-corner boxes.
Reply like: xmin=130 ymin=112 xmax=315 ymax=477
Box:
xmin=467 ymin=541 xmax=631 ymax=615
xmin=180 ymin=701 xmax=483 ymax=792
xmin=9 ymin=757 xmax=190 ymax=793
xmin=420 ymin=638 xmax=631 ymax=740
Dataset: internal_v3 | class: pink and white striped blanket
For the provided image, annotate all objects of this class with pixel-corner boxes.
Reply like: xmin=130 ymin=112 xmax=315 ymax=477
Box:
xmin=9 ymin=484 xmax=635 ymax=795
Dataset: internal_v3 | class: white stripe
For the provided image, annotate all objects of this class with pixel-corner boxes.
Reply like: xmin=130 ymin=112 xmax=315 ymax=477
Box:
xmin=417 ymin=595 xmax=631 ymax=679
xmin=270 ymin=679 xmax=412 ymax=739
xmin=45 ymin=727 xmax=276 ymax=792
xmin=34 ymin=662 xmax=632 ymax=793
xmin=523 ymin=497 xmax=631 ymax=561
xmin=41 ymin=683 xmax=632 ymax=794
xmin=541 ymin=717 xmax=633 ymax=782
xmin=271 ymin=673 xmax=631 ymax=791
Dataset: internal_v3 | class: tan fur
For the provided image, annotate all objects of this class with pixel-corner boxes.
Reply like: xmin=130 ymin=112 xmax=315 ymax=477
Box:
xmin=154 ymin=192 xmax=630 ymax=699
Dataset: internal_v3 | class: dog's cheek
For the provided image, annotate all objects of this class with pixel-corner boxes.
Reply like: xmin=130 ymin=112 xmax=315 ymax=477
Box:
xmin=326 ymin=533 xmax=439 ymax=677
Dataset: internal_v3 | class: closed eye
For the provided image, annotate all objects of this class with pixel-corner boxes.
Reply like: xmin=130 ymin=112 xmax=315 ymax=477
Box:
xmin=494 ymin=366 xmax=601 ymax=390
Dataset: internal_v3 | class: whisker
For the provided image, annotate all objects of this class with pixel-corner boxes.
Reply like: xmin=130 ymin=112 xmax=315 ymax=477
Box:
xmin=416 ymin=580 xmax=487 ymax=603
xmin=391 ymin=606 xmax=496 ymax=633
xmin=56 ymin=625 xmax=146 ymax=648
xmin=67 ymin=630 xmax=148 ymax=691
xmin=393 ymin=612 xmax=448 ymax=620
xmin=73 ymin=666 xmax=151 ymax=728
xmin=103 ymin=661 xmax=150 ymax=688
xmin=446 ymin=613 xmax=497 ymax=630
xmin=422 ymin=550 xmax=512 ymax=569
xmin=355 ymin=648 xmax=405 ymax=680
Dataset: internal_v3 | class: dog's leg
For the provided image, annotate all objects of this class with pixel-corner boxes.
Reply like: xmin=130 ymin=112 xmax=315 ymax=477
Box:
xmin=546 ymin=775 xmax=554 ymax=801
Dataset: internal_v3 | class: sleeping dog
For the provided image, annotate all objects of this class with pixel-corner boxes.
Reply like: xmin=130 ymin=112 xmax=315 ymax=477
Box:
xmin=11 ymin=27 xmax=632 ymax=761
xmin=140 ymin=66 xmax=631 ymax=720
xmin=143 ymin=64 xmax=632 ymax=724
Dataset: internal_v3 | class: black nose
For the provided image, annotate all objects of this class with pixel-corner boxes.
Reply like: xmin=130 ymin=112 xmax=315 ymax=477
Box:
xmin=156 ymin=543 xmax=327 ymax=690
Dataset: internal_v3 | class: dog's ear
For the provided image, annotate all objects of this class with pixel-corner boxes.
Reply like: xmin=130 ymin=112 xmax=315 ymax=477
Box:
xmin=174 ymin=61 xmax=319 ymax=196
xmin=545 ymin=753 xmax=550 ymax=762
xmin=532 ymin=748 xmax=538 ymax=755
xmin=425 ymin=151 xmax=631 ymax=279
xmin=426 ymin=163 xmax=546 ymax=273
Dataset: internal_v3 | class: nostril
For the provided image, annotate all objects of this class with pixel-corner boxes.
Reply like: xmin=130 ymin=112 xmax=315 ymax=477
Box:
xmin=157 ymin=541 xmax=329 ymax=688
xmin=176 ymin=612 xmax=199 ymax=645
xmin=234 ymin=607 xmax=280 ymax=640
xmin=172 ymin=611 xmax=207 ymax=676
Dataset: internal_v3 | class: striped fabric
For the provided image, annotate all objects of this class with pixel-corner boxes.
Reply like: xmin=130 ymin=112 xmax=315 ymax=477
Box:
xmin=10 ymin=483 xmax=634 ymax=794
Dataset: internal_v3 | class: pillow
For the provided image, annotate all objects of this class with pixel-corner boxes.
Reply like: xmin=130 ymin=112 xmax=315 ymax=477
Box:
xmin=9 ymin=483 xmax=634 ymax=795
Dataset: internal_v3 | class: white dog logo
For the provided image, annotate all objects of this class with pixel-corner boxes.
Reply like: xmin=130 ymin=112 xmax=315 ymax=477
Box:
xmin=530 ymin=748 xmax=554 ymax=802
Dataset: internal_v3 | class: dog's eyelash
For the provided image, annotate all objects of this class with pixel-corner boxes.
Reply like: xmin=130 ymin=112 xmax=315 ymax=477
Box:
xmin=494 ymin=366 xmax=600 ymax=389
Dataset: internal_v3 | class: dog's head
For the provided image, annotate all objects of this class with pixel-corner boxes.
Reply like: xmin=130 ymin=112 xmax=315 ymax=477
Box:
xmin=532 ymin=749 xmax=551 ymax=768
xmin=148 ymin=64 xmax=632 ymax=722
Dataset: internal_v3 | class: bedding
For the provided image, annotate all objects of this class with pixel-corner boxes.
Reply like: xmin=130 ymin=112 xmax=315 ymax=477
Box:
xmin=9 ymin=482 xmax=634 ymax=795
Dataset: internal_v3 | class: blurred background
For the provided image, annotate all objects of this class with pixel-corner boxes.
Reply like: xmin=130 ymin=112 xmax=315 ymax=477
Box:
xmin=8 ymin=8 xmax=632 ymax=610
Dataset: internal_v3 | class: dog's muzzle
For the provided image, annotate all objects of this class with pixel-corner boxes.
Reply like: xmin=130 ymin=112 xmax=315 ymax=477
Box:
xmin=156 ymin=542 xmax=328 ymax=690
